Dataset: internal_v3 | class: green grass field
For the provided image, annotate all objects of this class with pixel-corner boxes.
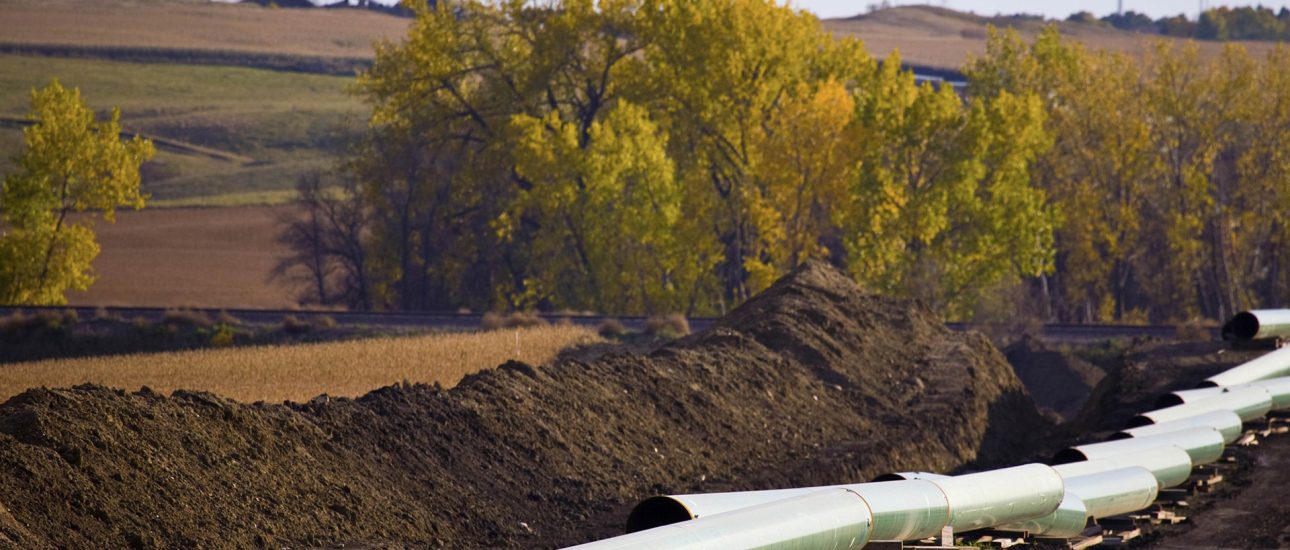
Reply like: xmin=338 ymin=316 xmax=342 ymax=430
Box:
xmin=0 ymin=53 xmax=365 ymax=204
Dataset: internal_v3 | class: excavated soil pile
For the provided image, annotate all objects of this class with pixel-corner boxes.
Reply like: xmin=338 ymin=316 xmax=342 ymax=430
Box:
xmin=1004 ymin=336 xmax=1106 ymax=421
xmin=0 ymin=261 xmax=1047 ymax=549
xmin=1072 ymin=340 xmax=1261 ymax=434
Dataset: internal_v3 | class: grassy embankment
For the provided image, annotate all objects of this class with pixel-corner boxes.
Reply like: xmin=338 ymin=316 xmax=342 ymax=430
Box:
xmin=0 ymin=54 xmax=364 ymax=206
xmin=0 ymin=325 xmax=603 ymax=403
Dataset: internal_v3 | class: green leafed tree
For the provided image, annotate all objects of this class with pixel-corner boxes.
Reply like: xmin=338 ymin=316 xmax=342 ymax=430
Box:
xmin=0 ymin=80 xmax=154 ymax=305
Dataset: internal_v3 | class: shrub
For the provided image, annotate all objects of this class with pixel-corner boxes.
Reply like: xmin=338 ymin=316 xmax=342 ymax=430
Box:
xmin=481 ymin=312 xmax=505 ymax=331
xmin=216 ymin=310 xmax=243 ymax=326
xmin=505 ymin=311 xmax=547 ymax=328
xmin=93 ymin=307 xmax=125 ymax=323
xmin=644 ymin=314 xmax=690 ymax=339
xmin=596 ymin=318 xmax=626 ymax=338
xmin=210 ymin=324 xmax=236 ymax=347
xmin=282 ymin=315 xmax=311 ymax=335
xmin=312 ymin=315 xmax=337 ymax=329
xmin=163 ymin=308 xmax=213 ymax=328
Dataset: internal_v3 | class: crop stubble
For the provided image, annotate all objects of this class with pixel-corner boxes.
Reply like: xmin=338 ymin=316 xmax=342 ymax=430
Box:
xmin=0 ymin=325 xmax=603 ymax=404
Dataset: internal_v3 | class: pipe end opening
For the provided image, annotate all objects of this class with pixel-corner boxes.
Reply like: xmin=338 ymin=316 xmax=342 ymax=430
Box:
xmin=625 ymin=496 xmax=695 ymax=533
xmin=1106 ymin=431 xmax=1133 ymax=441
xmin=1223 ymin=312 xmax=1260 ymax=341
xmin=1154 ymin=394 xmax=1186 ymax=408
xmin=870 ymin=473 xmax=907 ymax=482
xmin=1195 ymin=380 xmax=1220 ymax=388
xmin=1050 ymin=448 xmax=1090 ymax=465
xmin=1125 ymin=415 xmax=1155 ymax=428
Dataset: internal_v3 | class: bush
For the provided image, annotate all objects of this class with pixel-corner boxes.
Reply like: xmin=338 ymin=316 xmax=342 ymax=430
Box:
xmin=312 ymin=315 xmax=337 ymax=329
xmin=482 ymin=311 xmax=547 ymax=331
xmin=0 ymin=311 xmax=74 ymax=337
xmin=93 ymin=307 xmax=125 ymax=323
xmin=163 ymin=309 xmax=213 ymax=328
xmin=644 ymin=314 xmax=690 ymax=338
xmin=209 ymin=324 xmax=237 ymax=347
xmin=505 ymin=311 xmax=547 ymax=328
xmin=481 ymin=312 xmax=505 ymax=331
xmin=216 ymin=310 xmax=243 ymax=326
xmin=281 ymin=314 xmax=311 ymax=335
xmin=596 ymin=318 xmax=626 ymax=338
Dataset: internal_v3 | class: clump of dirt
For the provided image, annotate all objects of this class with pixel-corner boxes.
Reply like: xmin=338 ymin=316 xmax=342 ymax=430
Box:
xmin=0 ymin=261 xmax=1048 ymax=548
xmin=1070 ymin=340 xmax=1259 ymax=435
xmin=1003 ymin=336 xmax=1106 ymax=421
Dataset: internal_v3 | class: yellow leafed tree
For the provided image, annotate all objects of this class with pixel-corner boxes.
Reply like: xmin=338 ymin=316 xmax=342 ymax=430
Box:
xmin=0 ymin=80 xmax=154 ymax=305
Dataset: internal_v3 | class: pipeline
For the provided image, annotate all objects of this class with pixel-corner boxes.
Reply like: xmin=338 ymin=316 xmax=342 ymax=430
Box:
xmin=1222 ymin=309 xmax=1290 ymax=341
xmin=1111 ymin=410 xmax=1243 ymax=444
xmin=564 ymin=310 xmax=1290 ymax=550
xmin=625 ymin=464 xmax=1062 ymax=537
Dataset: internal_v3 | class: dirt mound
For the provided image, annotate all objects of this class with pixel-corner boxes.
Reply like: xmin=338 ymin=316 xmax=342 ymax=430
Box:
xmin=1004 ymin=336 xmax=1106 ymax=421
xmin=1070 ymin=340 xmax=1261 ymax=435
xmin=0 ymin=261 xmax=1047 ymax=548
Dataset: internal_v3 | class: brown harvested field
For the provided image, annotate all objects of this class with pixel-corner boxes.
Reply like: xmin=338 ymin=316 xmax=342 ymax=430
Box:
xmin=66 ymin=205 xmax=297 ymax=308
xmin=0 ymin=0 xmax=408 ymax=59
xmin=0 ymin=325 xmax=602 ymax=404
xmin=0 ymin=2 xmax=1278 ymax=75
xmin=822 ymin=6 xmax=1282 ymax=70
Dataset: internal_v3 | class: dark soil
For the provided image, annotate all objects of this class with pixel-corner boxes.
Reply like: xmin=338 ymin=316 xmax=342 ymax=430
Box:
xmin=0 ymin=261 xmax=1048 ymax=548
xmin=1003 ymin=336 xmax=1107 ymax=421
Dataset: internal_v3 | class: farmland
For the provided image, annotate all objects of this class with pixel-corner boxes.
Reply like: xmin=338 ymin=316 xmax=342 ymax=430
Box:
xmin=0 ymin=53 xmax=363 ymax=204
xmin=63 ymin=206 xmax=292 ymax=308
xmin=0 ymin=0 xmax=407 ymax=59
xmin=824 ymin=7 xmax=1281 ymax=70
xmin=0 ymin=324 xmax=602 ymax=403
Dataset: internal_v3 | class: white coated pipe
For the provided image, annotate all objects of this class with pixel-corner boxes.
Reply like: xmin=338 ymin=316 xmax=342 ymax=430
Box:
xmin=1113 ymin=410 xmax=1244 ymax=444
xmin=1063 ymin=466 xmax=1159 ymax=520
xmin=932 ymin=464 xmax=1065 ymax=532
xmin=995 ymin=493 xmax=1088 ymax=539
xmin=1130 ymin=386 xmax=1272 ymax=426
xmin=1222 ymin=309 xmax=1290 ymax=341
xmin=567 ymin=488 xmax=874 ymax=550
xmin=626 ymin=479 xmax=951 ymax=540
xmin=1156 ymin=386 xmax=1225 ymax=407
xmin=1206 ymin=345 xmax=1290 ymax=386
xmin=1054 ymin=427 xmax=1225 ymax=466
xmin=624 ymin=465 xmax=1063 ymax=540
xmin=1051 ymin=446 xmax=1193 ymax=489
xmin=1159 ymin=376 xmax=1290 ymax=410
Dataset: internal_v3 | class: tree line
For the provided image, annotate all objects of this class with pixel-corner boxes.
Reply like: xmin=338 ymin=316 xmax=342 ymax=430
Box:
xmin=1071 ymin=6 xmax=1290 ymax=42
xmin=279 ymin=0 xmax=1290 ymax=323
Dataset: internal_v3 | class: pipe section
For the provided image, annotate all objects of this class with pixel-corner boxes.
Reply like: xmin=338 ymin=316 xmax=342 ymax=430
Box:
xmin=1112 ymin=410 xmax=1244 ymax=444
xmin=1053 ymin=427 xmax=1225 ymax=466
xmin=1205 ymin=345 xmax=1290 ymax=387
xmin=1155 ymin=387 xmax=1225 ymax=408
xmin=1222 ymin=309 xmax=1290 ymax=341
xmin=995 ymin=493 xmax=1088 ymax=539
xmin=1063 ymin=467 xmax=1159 ymax=520
xmin=932 ymin=464 xmax=1065 ymax=532
xmin=1051 ymin=446 xmax=1193 ymax=489
xmin=1129 ymin=386 xmax=1271 ymax=426
xmin=570 ymin=488 xmax=874 ymax=550
xmin=626 ymin=465 xmax=1062 ymax=539
xmin=626 ymin=479 xmax=951 ymax=539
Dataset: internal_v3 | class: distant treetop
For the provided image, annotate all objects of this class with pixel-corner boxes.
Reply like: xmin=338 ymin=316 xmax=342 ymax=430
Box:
xmin=1068 ymin=5 xmax=1290 ymax=42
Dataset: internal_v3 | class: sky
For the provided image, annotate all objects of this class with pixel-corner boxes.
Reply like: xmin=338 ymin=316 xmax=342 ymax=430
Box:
xmin=792 ymin=1 xmax=1290 ymax=20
